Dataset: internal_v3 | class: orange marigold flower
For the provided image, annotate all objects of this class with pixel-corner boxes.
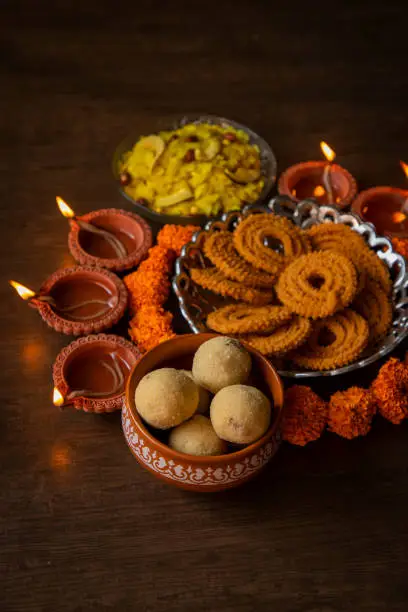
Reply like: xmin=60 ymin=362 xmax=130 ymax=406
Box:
xmin=124 ymin=246 xmax=175 ymax=313
xmin=371 ymin=357 xmax=408 ymax=424
xmin=328 ymin=387 xmax=377 ymax=439
xmin=281 ymin=385 xmax=328 ymax=446
xmin=129 ymin=306 xmax=176 ymax=353
xmin=391 ymin=237 xmax=408 ymax=259
xmin=157 ymin=224 xmax=200 ymax=256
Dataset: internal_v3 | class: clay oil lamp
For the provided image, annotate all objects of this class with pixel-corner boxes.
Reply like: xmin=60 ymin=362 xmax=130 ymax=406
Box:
xmin=278 ymin=141 xmax=357 ymax=209
xmin=352 ymin=161 xmax=408 ymax=238
xmin=53 ymin=334 xmax=141 ymax=412
xmin=56 ymin=197 xmax=152 ymax=272
xmin=9 ymin=265 xmax=128 ymax=335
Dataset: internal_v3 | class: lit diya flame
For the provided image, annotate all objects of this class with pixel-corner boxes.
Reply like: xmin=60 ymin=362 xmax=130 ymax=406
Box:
xmin=320 ymin=141 xmax=336 ymax=163
xmin=320 ymin=141 xmax=336 ymax=204
xmin=9 ymin=280 xmax=36 ymax=300
xmin=53 ymin=387 xmax=65 ymax=407
xmin=9 ymin=280 xmax=55 ymax=306
xmin=9 ymin=276 xmax=114 ymax=320
xmin=56 ymin=196 xmax=127 ymax=258
xmin=56 ymin=196 xmax=76 ymax=219
xmin=393 ymin=160 xmax=408 ymax=223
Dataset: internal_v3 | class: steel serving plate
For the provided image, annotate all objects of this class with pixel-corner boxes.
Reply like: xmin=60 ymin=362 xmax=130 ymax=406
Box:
xmin=173 ymin=195 xmax=408 ymax=378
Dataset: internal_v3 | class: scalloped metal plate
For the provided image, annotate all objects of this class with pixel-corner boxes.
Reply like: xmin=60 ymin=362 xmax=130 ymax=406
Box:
xmin=173 ymin=195 xmax=408 ymax=378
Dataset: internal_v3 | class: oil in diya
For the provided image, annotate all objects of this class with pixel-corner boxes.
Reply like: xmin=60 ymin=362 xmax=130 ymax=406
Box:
xmin=52 ymin=334 xmax=141 ymax=412
xmin=352 ymin=161 xmax=408 ymax=237
xmin=9 ymin=266 xmax=128 ymax=335
xmin=56 ymin=197 xmax=152 ymax=272
xmin=278 ymin=141 xmax=357 ymax=208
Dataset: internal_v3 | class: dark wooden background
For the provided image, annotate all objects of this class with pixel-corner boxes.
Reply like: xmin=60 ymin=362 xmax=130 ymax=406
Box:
xmin=1 ymin=1 xmax=407 ymax=611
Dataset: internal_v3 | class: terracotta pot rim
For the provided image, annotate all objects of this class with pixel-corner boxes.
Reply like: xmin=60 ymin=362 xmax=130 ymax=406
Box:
xmin=125 ymin=333 xmax=284 ymax=464
xmin=352 ymin=185 xmax=407 ymax=199
xmin=278 ymin=160 xmax=358 ymax=208
xmin=53 ymin=333 xmax=141 ymax=412
xmin=68 ymin=208 xmax=152 ymax=272
xmin=352 ymin=187 xmax=408 ymax=238
xmin=37 ymin=265 xmax=128 ymax=335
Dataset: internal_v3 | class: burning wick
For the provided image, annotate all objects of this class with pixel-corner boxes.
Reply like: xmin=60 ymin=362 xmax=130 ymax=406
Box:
xmin=56 ymin=197 xmax=127 ymax=259
xmin=52 ymin=354 xmax=125 ymax=406
xmin=9 ymin=280 xmax=117 ymax=320
xmin=320 ymin=141 xmax=336 ymax=205
xmin=9 ymin=281 xmax=56 ymax=306
xmin=53 ymin=387 xmax=65 ymax=407
xmin=399 ymin=160 xmax=408 ymax=218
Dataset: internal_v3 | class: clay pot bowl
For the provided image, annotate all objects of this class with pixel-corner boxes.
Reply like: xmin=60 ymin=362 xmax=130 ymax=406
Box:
xmin=68 ymin=208 xmax=152 ymax=272
xmin=351 ymin=187 xmax=408 ymax=238
xmin=53 ymin=334 xmax=141 ymax=412
xmin=35 ymin=265 xmax=128 ymax=335
xmin=123 ymin=333 xmax=284 ymax=492
xmin=278 ymin=161 xmax=357 ymax=209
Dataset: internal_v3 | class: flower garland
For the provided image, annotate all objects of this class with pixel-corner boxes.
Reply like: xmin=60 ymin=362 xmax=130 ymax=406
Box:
xmin=124 ymin=225 xmax=199 ymax=353
xmin=281 ymin=356 xmax=408 ymax=445
xmin=392 ymin=237 xmax=408 ymax=260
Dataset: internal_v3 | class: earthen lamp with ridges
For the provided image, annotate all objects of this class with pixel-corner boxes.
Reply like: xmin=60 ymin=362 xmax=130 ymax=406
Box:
xmin=9 ymin=265 xmax=128 ymax=335
xmin=52 ymin=334 xmax=141 ymax=413
xmin=351 ymin=161 xmax=408 ymax=237
xmin=278 ymin=141 xmax=357 ymax=209
xmin=56 ymin=197 xmax=152 ymax=272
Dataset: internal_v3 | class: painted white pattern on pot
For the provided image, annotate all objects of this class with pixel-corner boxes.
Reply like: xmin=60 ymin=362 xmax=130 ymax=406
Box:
xmin=122 ymin=402 xmax=279 ymax=486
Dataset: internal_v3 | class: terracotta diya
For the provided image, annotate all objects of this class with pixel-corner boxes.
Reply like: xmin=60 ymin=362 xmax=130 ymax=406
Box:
xmin=53 ymin=334 xmax=141 ymax=412
xmin=57 ymin=197 xmax=152 ymax=272
xmin=10 ymin=265 xmax=128 ymax=335
xmin=352 ymin=162 xmax=408 ymax=237
xmin=278 ymin=141 xmax=357 ymax=209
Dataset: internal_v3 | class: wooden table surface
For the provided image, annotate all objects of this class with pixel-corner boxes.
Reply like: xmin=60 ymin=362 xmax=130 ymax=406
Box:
xmin=1 ymin=1 xmax=408 ymax=610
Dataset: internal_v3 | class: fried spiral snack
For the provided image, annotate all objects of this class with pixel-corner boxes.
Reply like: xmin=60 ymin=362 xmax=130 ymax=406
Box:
xmin=206 ymin=304 xmax=292 ymax=334
xmin=190 ymin=268 xmax=274 ymax=305
xmin=308 ymin=223 xmax=392 ymax=295
xmin=276 ymin=251 xmax=357 ymax=319
xmin=203 ymin=231 xmax=278 ymax=287
xmin=281 ymin=385 xmax=328 ymax=446
xmin=371 ymin=357 xmax=408 ymax=424
xmin=352 ymin=278 xmax=393 ymax=343
xmin=233 ymin=213 xmax=311 ymax=274
xmin=238 ymin=316 xmax=312 ymax=356
xmin=291 ymin=309 xmax=369 ymax=370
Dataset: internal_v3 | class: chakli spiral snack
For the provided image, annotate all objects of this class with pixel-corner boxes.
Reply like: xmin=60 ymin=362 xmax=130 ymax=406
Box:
xmin=291 ymin=309 xmax=369 ymax=370
xmin=352 ymin=278 xmax=393 ymax=343
xmin=203 ymin=230 xmax=278 ymax=286
xmin=307 ymin=223 xmax=392 ymax=295
xmin=276 ymin=251 xmax=357 ymax=319
xmin=190 ymin=268 xmax=274 ymax=305
xmin=206 ymin=304 xmax=292 ymax=334
xmin=233 ymin=213 xmax=311 ymax=274
xmin=328 ymin=387 xmax=377 ymax=439
xmin=238 ymin=316 xmax=312 ymax=356
xmin=185 ymin=211 xmax=396 ymax=372
xmin=281 ymin=385 xmax=328 ymax=446
xmin=371 ymin=357 xmax=408 ymax=424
